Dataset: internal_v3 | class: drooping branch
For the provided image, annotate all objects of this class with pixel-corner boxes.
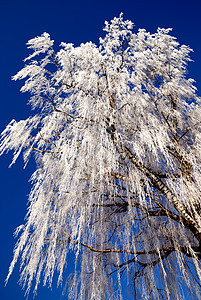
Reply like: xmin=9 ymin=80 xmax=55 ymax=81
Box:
xmin=46 ymin=236 xmax=200 ymax=258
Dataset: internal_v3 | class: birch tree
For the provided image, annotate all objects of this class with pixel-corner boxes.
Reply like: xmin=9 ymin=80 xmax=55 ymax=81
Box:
xmin=1 ymin=14 xmax=201 ymax=299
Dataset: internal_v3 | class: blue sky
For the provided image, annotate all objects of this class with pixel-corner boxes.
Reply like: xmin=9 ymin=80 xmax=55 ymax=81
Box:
xmin=0 ymin=0 xmax=201 ymax=299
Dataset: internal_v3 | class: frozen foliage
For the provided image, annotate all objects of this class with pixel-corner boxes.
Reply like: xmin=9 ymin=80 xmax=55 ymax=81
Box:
xmin=2 ymin=14 xmax=201 ymax=299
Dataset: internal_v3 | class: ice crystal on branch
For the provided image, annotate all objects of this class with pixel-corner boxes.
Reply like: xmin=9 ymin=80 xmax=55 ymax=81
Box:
xmin=1 ymin=14 xmax=201 ymax=299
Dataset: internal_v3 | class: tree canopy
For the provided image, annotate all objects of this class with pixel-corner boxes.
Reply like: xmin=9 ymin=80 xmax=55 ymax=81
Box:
xmin=1 ymin=14 xmax=201 ymax=299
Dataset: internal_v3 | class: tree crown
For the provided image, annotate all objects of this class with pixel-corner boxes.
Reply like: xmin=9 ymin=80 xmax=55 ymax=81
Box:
xmin=1 ymin=14 xmax=201 ymax=299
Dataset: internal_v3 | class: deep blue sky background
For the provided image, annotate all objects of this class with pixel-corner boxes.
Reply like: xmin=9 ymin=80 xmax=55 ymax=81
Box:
xmin=1 ymin=0 xmax=201 ymax=299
